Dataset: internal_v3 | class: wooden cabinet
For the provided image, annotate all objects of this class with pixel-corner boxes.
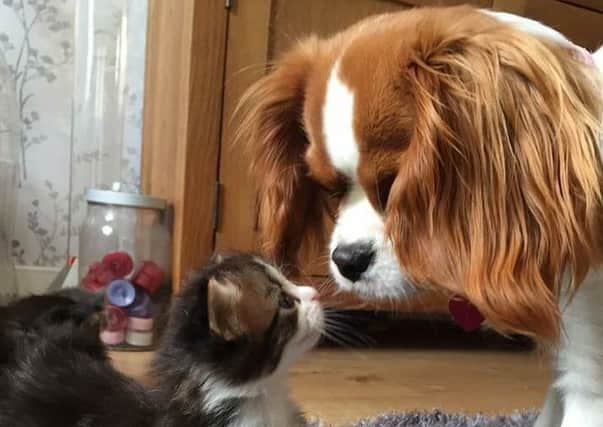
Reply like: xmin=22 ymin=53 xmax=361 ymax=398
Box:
xmin=143 ymin=0 xmax=603 ymax=313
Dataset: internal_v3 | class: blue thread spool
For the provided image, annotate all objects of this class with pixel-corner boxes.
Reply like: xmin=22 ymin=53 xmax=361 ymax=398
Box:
xmin=106 ymin=279 xmax=136 ymax=308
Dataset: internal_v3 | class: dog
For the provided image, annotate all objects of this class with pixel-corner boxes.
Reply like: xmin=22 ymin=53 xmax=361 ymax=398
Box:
xmin=238 ymin=6 xmax=603 ymax=426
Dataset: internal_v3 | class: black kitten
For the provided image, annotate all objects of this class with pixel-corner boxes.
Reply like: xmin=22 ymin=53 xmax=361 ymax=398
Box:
xmin=0 ymin=290 xmax=104 ymax=366
xmin=0 ymin=291 xmax=154 ymax=427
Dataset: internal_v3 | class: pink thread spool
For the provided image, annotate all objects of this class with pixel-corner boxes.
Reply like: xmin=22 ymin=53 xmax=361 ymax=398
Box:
xmin=100 ymin=329 xmax=125 ymax=345
xmin=127 ymin=316 xmax=154 ymax=332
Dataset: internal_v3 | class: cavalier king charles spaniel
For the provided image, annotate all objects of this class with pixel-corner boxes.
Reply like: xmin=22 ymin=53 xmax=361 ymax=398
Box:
xmin=238 ymin=6 xmax=603 ymax=426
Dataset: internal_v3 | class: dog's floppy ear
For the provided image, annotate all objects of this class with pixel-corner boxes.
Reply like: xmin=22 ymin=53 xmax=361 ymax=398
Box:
xmin=237 ymin=38 xmax=327 ymax=271
xmin=386 ymin=17 xmax=603 ymax=341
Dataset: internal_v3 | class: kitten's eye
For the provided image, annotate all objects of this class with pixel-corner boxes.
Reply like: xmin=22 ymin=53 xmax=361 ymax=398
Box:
xmin=279 ymin=292 xmax=296 ymax=309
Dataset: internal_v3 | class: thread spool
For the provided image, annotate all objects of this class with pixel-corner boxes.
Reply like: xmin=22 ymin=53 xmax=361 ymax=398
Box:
xmin=132 ymin=261 xmax=164 ymax=295
xmin=125 ymin=329 xmax=153 ymax=347
xmin=106 ymin=280 xmax=136 ymax=307
xmin=127 ymin=289 xmax=153 ymax=318
xmin=104 ymin=305 xmax=128 ymax=331
xmin=127 ymin=316 xmax=154 ymax=331
xmin=100 ymin=329 xmax=125 ymax=345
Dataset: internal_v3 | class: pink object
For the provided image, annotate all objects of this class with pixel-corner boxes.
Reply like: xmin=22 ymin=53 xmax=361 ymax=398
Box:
xmin=128 ymin=316 xmax=154 ymax=331
xmin=102 ymin=251 xmax=134 ymax=278
xmin=103 ymin=305 xmax=128 ymax=331
xmin=132 ymin=261 xmax=164 ymax=295
xmin=100 ymin=329 xmax=125 ymax=345
xmin=448 ymin=295 xmax=485 ymax=333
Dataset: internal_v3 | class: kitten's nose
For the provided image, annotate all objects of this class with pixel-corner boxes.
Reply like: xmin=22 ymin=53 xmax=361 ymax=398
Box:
xmin=332 ymin=243 xmax=375 ymax=282
xmin=296 ymin=286 xmax=320 ymax=302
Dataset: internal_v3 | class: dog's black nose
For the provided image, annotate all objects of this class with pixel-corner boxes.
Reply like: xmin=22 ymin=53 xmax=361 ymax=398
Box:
xmin=332 ymin=243 xmax=375 ymax=282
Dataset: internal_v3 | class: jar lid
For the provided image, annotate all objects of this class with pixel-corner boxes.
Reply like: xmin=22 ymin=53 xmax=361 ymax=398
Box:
xmin=85 ymin=189 xmax=167 ymax=210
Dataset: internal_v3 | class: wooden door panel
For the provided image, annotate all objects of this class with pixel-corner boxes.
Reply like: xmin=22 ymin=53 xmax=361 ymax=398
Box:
xmin=143 ymin=1 xmax=227 ymax=291
xmin=561 ymin=0 xmax=603 ymax=13
xmin=269 ymin=0 xmax=407 ymax=58
xmin=389 ymin=0 xmax=492 ymax=6
xmin=215 ymin=0 xmax=272 ymax=255
xmin=493 ymin=0 xmax=603 ymax=50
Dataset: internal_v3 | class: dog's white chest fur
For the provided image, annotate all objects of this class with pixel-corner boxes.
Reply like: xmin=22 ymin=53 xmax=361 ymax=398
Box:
xmin=534 ymin=268 xmax=603 ymax=427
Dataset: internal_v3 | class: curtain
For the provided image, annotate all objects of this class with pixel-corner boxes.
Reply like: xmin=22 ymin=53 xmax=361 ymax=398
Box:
xmin=0 ymin=0 xmax=147 ymax=268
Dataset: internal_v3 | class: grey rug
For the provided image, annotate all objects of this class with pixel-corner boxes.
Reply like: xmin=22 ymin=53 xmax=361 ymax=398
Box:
xmin=347 ymin=410 xmax=538 ymax=427
xmin=311 ymin=410 xmax=538 ymax=427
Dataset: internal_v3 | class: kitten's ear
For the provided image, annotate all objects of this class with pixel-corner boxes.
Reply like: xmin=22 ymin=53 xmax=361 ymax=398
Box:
xmin=209 ymin=251 xmax=240 ymax=264
xmin=209 ymin=253 xmax=225 ymax=264
xmin=207 ymin=277 xmax=242 ymax=341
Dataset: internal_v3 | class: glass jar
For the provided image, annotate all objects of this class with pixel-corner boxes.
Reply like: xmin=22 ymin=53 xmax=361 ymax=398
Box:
xmin=79 ymin=189 xmax=171 ymax=350
xmin=0 ymin=49 xmax=20 ymax=305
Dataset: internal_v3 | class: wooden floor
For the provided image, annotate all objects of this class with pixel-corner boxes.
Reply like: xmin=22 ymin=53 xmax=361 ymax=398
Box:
xmin=111 ymin=348 xmax=550 ymax=426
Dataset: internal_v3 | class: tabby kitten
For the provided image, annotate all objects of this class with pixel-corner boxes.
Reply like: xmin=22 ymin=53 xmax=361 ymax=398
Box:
xmin=153 ymin=253 xmax=324 ymax=427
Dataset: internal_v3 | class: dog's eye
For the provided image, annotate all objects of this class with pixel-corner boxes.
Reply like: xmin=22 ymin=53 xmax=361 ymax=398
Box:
xmin=317 ymin=183 xmax=341 ymax=198
xmin=316 ymin=177 xmax=348 ymax=200
xmin=377 ymin=174 xmax=396 ymax=211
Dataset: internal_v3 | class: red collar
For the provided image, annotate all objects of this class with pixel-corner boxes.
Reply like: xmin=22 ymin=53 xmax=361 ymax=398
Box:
xmin=448 ymin=295 xmax=485 ymax=332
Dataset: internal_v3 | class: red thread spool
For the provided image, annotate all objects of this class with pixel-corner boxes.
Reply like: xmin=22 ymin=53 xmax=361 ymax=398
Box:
xmin=132 ymin=261 xmax=164 ymax=295
xmin=101 ymin=251 xmax=134 ymax=278
xmin=103 ymin=305 xmax=128 ymax=332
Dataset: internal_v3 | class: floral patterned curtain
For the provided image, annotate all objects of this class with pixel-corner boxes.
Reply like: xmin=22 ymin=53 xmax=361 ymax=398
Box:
xmin=0 ymin=0 xmax=147 ymax=267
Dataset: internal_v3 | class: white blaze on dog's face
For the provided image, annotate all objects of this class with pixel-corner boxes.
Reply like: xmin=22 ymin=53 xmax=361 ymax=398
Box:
xmin=322 ymin=64 xmax=411 ymax=300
